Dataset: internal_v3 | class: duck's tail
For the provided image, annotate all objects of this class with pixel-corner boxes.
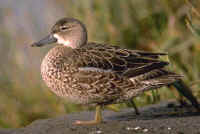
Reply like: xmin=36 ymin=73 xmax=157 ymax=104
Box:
xmin=129 ymin=69 xmax=182 ymax=96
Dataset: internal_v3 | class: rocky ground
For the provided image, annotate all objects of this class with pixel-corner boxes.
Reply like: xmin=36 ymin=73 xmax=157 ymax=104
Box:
xmin=0 ymin=101 xmax=200 ymax=134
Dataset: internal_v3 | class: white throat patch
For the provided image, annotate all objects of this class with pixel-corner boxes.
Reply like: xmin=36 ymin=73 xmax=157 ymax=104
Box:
xmin=53 ymin=34 xmax=71 ymax=46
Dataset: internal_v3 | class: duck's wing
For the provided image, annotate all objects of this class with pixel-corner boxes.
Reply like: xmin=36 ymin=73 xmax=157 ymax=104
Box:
xmin=75 ymin=43 xmax=169 ymax=78
xmin=70 ymin=43 xmax=181 ymax=104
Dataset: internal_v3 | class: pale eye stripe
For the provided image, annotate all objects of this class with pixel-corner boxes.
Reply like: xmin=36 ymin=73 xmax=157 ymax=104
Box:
xmin=79 ymin=67 xmax=112 ymax=73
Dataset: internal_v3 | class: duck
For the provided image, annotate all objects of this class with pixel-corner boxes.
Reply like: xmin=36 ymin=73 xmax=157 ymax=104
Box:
xmin=31 ymin=18 xmax=182 ymax=125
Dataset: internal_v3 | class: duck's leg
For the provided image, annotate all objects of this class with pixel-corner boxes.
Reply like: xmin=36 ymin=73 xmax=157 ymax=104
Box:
xmin=106 ymin=104 xmax=120 ymax=112
xmin=128 ymin=100 xmax=140 ymax=115
xmin=74 ymin=105 xmax=102 ymax=125
xmin=126 ymin=99 xmax=140 ymax=115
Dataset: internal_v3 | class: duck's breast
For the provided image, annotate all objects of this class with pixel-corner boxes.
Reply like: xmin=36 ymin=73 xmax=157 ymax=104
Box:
xmin=40 ymin=46 xmax=81 ymax=102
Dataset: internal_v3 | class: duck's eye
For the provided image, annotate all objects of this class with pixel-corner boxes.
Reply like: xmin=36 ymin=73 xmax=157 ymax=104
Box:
xmin=60 ymin=26 xmax=69 ymax=30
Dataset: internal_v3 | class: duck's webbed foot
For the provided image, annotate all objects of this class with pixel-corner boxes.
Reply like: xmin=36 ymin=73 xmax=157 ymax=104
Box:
xmin=74 ymin=105 xmax=102 ymax=125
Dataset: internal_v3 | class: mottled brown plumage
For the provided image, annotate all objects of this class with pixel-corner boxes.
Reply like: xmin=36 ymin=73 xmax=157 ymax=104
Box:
xmin=31 ymin=18 xmax=182 ymax=125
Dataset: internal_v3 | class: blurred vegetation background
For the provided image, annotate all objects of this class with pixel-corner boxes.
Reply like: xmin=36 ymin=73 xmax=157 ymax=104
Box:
xmin=0 ymin=0 xmax=200 ymax=128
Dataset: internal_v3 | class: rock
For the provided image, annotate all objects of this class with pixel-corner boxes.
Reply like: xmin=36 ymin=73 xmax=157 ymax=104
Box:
xmin=0 ymin=101 xmax=200 ymax=134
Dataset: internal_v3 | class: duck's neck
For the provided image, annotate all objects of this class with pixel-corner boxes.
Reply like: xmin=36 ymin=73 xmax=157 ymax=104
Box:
xmin=71 ymin=26 xmax=87 ymax=48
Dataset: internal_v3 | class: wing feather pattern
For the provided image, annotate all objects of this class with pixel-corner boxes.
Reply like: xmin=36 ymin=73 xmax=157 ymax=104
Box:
xmin=69 ymin=43 xmax=181 ymax=104
xmin=75 ymin=43 xmax=169 ymax=77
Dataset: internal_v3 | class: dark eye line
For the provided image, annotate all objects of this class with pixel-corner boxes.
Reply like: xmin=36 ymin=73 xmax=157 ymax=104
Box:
xmin=60 ymin=25 xmax=71 ymax=30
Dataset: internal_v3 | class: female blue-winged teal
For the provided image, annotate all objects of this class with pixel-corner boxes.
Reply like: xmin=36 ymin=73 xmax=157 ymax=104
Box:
xmin=31 ymin=18 xmax=182 ymax=125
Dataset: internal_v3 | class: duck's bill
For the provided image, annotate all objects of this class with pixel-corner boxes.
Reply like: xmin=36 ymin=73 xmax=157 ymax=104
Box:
xmin=31 ymin=34 xmax=57 ymax=47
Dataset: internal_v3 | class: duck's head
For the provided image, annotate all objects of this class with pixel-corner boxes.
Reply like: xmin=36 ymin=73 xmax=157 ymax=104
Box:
xmin=31 ymin=18 xmax=88 ymax=49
